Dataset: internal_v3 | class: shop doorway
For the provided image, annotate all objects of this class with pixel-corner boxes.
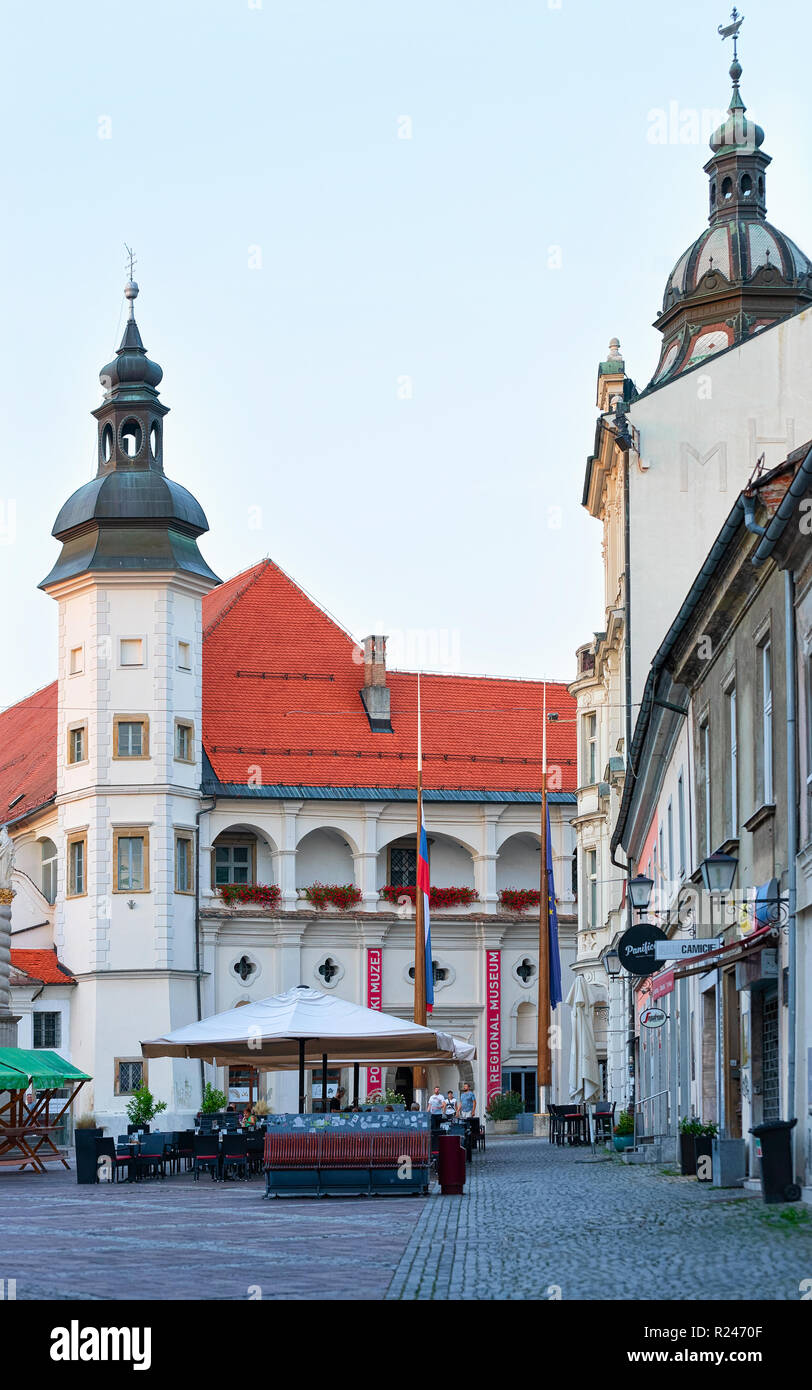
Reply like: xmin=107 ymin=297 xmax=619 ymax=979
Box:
xmin=393 ymin=1068 xmax=414 ymax=1107
xmin=501 ymin=1067 xmax=537 ymax=1113
xmin=761 ymin=989 xmax=779 ymax=1122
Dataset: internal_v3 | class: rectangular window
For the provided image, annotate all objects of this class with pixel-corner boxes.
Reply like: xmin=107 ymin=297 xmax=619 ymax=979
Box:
xmin=115 ymin=1059 xmax=145 ymax=1096
xmin=667 ymin=799 xmax=674 ymax=885
xmin=214 ymin=843 xmax=253 ymax=887
xmin=33 ymin=1012 xmax=61 ymax=1049
xmin=174 ymin=721 xmax=194 ymax=763
xmin=806 ymin=654 xmax=812 ymax=831
xmin=762 ymin=642 xmax=773 ymax=804
xmin=113 ymin=716 xmax=149 ymax=759
xmin=175 ymin=834 xmax=193 ymax=894
xmin=658 ymin=828 xmax=664 ymax=906
xmin=119 ymin=638 xmax=144 ymax=667
xmin=67 ymin=724 xmax=87 ymax=765
xmin=67 ymin=835 xmax=86 ymax=897
xmin=701 ymin=719 xmax=711 ymax=858
xmin=677 ymin=772 xmax=686 ymax=878
xmin=114 ymin=829 xmax=149 ymax=893
xmin=586 ymin=849 xmax=598 ymax=927
xmin=389 ymin=845 xmax=417 ymax=887
xmin=177 ymin=640 xmax=191 ymax=671
xmin=583 ymin=713 xmax=598 ymax=784
xmin=69 ymin=646 xmax=83 ymax=676
xmin=728 ymin=683 xmax=737 ymax=836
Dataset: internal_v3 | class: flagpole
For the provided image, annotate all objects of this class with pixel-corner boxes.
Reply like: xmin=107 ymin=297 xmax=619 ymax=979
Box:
xmin=413 ymin=674 xmax=427 ymax=1096
xmin=538 ymin=681 xmax=552 ymax=1099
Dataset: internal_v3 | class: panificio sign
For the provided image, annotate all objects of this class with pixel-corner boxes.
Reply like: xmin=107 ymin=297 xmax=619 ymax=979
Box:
xmin=654 ymin=938 xmax=723 ymax=960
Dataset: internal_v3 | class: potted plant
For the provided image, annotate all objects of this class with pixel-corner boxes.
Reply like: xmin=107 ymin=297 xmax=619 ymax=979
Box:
xmin=613 ymin=1108 xmax=635 ymax=1153
xmin=485 ymin=1091 xmax=524 ymax=1134
xmin=694 ymin=1120 xmax=717 ymax=1178
xmin=125 ymin=1084 xmax=167 ymax=1134
xmin=200 ymin=1082 xmax=228 ymax=1114
xmin=302 ymin=882 xmax=363 ymax=911
xmin=679 ymin=1115 xmax=702 ymax=1175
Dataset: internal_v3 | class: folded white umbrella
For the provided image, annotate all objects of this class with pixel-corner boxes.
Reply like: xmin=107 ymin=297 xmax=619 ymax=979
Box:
xmin=566 ymin=975 xmax=601 ymax=1104
xmin=142 ymin=985 xmax=476 ymax=1069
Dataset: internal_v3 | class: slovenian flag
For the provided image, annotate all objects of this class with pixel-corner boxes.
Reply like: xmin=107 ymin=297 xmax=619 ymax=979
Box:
xmin=546 ymin=801 xmax=563 ymax=1009
xmin=417 ymin=803 xmax=434 ymax=1012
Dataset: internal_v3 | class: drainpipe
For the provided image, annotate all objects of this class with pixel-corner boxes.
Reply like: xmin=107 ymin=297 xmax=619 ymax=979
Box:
xmin=195 ymin=798 xmax=217 ymax=1097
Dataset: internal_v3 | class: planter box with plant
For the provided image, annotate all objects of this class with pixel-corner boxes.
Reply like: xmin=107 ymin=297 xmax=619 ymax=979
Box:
xmin=219 ymin=883 xmax=281 ymax=910
xmin=125 ymin=1085 xmax=167 ymax=1132
xmin=200 ymin=1082 xmax=228 ymax=1115
xmin=486 ymin=1090 xmax=524 ymax=1134
xmin=678 ymin=1116 xmax=702 ymax=1175
xmin=380 ymin=884 xmax=479 ymax=911
xmin=301 ymin=882 xmax=362 ymax=911
xmin=498 ymin=888 xmax=541 ymax=914
xmin=613 ymin=1108 xmax=635 ymax=1153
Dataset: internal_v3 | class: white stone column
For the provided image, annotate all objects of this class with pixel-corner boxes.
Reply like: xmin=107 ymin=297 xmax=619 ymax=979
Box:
xmin=277 ymin=801 xmax=301 ymax=910
xmin=475 ymin=808 xmax=502 ymax=913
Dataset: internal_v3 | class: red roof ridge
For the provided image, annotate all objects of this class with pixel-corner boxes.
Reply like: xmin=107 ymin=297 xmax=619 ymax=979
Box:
xmin=0 ymin=677 xmax=59 ymax=720
xmin=202 ymin=559 xmax=270 ymax=638
xmin=389 ymin=669 xmax=573 ymax=686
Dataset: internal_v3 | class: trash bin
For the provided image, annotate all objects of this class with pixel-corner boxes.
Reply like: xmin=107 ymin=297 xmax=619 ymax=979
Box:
xmin=749 ymin=1118 xmax=801 ymax=1204
xmin=438 ymin=1133 xmax=466 ymax=1195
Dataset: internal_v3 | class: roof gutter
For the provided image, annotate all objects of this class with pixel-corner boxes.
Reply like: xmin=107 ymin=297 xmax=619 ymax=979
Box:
xmin=751 ymin=442 xmax=812 ymax=566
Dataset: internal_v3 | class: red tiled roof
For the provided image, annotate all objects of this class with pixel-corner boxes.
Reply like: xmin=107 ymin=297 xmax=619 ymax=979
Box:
xmin=202 ymin=560 xmax=576 ymax=793
xmin=10 ymin=949 xmax=76 ymax=985
xmin=0 ymin=560 xmax=576 ymax=817
xmin=0 ymin=681 xmax=58 ymax=824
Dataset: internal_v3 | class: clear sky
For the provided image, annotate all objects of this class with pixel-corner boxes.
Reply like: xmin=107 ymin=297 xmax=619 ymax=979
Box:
xmin=2 ymin=0 xmax=811 ymax=710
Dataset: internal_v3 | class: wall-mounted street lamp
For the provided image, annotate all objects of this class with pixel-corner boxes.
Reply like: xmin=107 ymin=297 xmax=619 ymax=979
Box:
xmin=628 ymin=873 xmax=653 ymax=913
xmin=699 ymin=850 xmax=738 ymax=896
xmin=602 ymin=947 xmax=621 ymax=980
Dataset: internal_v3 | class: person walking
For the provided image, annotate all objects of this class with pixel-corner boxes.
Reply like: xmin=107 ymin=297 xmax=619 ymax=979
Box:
xmin=457 ymin=1082 xmax=477 ymax=1119
xmin=427 ymin=1086 xmax=445 ymax=1118
xmin=444 ymin=1090 xmax=458 ymax=1120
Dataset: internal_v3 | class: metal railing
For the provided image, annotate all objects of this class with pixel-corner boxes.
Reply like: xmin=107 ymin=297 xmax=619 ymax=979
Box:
xmin=633 ymin=1088 xmax=671 ymax=1146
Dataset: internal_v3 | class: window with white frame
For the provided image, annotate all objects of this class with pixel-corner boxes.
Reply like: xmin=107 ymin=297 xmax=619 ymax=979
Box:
xmin=762 ymin=641 xmax=773 ymax=804
xmin=177 ymin=640 xmax=192 ymax=671
xmin=677 ymin=773 xmax=686 ymax=878
xmin=727 ymin=682 xmax=737 ymax=836
xmin=700 ymin=718 xmax=711 ymax=857
xmin=586 ymin=849 xmax=597 ymax=927
xmin=41 ymin=839 xmax=58 ymax=904
xmin=69 ymin=645 xmax=84 ymax=676
xmin=583 ymin=712 xmax=598 ymax=785
xmin=119 ymin=637 xmax=144 ymax=667
xmin=175 ymin=834 xmax=193 ymax=894
xmin=667 ymin=799 xmax=674 ymax=885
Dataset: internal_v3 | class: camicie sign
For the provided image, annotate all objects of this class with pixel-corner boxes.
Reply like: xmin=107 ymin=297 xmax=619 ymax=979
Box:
xmin=366 ymin=948 xmax=383 ymax=1094
xmin=486 ymin=950 xmax=501 ymax=1102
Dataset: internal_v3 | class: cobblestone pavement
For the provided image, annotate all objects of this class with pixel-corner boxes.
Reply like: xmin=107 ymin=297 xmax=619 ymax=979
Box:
xmin=2 ymin=1139 xmax=810 ymax=1300
xmin=387 ymin=1137 xmax=812 ymax=1300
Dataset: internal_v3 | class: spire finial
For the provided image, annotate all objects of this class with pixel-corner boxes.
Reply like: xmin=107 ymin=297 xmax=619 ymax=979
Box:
xmin=718 ymin=9 xmax=746 ymax=112
xmin=123 ymin=244 xmax=139 ymax=321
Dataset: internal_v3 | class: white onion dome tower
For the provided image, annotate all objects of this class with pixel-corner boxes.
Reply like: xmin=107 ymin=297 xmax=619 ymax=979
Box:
xmin=649 ymin=20 xmax=812 ymax=389
xmin=40 ymin=280 xmax=219 ymax=589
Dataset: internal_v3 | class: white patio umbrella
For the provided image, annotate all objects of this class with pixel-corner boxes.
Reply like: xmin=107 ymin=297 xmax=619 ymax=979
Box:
xmin=142 ymin=985 xmax=475 ymax=1070
xmin=566 ymin=975 xmax=601 ymax=1105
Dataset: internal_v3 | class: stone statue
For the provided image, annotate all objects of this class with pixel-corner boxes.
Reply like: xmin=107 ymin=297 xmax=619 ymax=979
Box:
xmin=0 ymin=825 xmax=15 ymax=893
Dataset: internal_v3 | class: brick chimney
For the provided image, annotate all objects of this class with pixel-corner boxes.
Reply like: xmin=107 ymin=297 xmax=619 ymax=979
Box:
xmin=360 ymin=635 xmax=392 ymax=732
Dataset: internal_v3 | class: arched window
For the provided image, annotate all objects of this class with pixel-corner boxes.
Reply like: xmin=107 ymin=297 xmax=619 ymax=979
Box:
xmin=741 ymin=173 xmax=753 ymax=198
xmin=516 ymin=1001 xmax=537 ymax=1046
xmin=41 ymin=839 xmax=57 ymax=904
xmin=722 ymin=177 xmax=733 ymax=200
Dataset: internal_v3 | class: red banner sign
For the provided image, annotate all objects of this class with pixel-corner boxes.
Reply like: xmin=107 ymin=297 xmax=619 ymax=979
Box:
xmin=651 ymin=969 xmax=675 ymax=1000
xmin=366 ymin=948 xmax=383 ymax=1094
xmin=486 ymin=949 xmax=501 ymax=1101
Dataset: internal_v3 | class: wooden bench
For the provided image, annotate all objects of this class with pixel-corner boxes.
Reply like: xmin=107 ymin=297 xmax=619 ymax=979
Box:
xmin=263 ymin=1127 xmax=430 ymax=1198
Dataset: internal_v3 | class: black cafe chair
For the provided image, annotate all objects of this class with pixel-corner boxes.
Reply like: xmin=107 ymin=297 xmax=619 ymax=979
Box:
xmin=193 ymin=1133 xmax=220 ymax=1181
xmin=221 ymin=1134 xmax=248 ymax=1181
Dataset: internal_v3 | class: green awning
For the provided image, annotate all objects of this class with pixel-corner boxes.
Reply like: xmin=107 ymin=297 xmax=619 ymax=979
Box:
xmin=0 ymin=1048 xmax=91 ymax=1090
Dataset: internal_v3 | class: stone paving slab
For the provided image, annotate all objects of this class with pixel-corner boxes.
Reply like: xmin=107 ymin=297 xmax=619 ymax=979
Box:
xmin=386 ymin=1137 xmax=812 ymax=1300
xmin=3 ymin=1139 xmax=810 ymax=1301
xmin=0 ymin=1168 xmax=426 ymax=1300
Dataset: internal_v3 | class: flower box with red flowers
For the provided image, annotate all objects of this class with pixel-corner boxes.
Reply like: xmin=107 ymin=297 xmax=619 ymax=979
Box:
xmin=498 ymin=888 xmax=541 ymax=914
xmin=302 ymin=882 xmax=363 ymax=911
xmin=380 ymin=884 xmax=479 ymax=910
xmin=218 ymin=883 xmax=281 ymax=910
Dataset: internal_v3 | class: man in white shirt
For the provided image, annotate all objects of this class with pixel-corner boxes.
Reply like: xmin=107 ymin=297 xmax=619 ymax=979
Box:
xmin=427 ymin=1086 xmax=445 ymax=1116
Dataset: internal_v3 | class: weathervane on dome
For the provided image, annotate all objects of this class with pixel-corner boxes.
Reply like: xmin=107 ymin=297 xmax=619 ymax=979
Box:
xmin=123 ymin=243 xmax=139 ymax=320
xmin=718 ymin=8 xmax=744 ymax=59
